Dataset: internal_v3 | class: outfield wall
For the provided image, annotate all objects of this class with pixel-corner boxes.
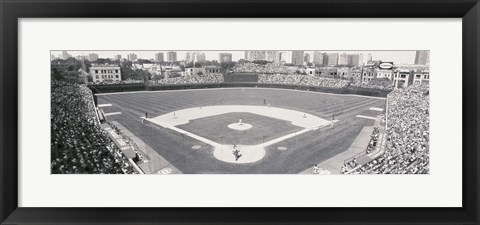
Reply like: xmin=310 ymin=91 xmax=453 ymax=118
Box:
xmin=89 ymin=82 xmax=391 ymax=97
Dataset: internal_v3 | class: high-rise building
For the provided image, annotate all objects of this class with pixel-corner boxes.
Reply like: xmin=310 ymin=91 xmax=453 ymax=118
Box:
xmin=414 ymin=50 xmax=430 ymax=65
xmin=348 ymin=54 xmax=361 ymax=66
xmin=304 ymin=53 xmax=311 ymax=64
xmin=322 ymin=53 xmax=329 ymax=65
xmin=155 ymin=52 xmax=164 ymax=63
xmin=167 ymin=51 xmax=177 ymax=62
xmin=327 ymin=53 xmax=339 ymax=66
xmin=367 ymin=53 xmax=373 ymax=62
xmin=196 ymin=52 xmax=206 ymax=62
xmin=266 ymin=51 xmax=279 ymax=62
xmin=88 ymin=53 xmax=99 ymax=62
xmin=278 ymin=51 xmax=290 ymax=63
xmin=358 ymin=54 xmax=364 ymax=66
xmin=244 ymin=51 xmax=267 ymax=61
xmin=313 ymin=51 xmax=324 ymax=65
xmin=185 ymin=52 xmax=193 ymax=62
xmin=291 ymin=50 xmax=304 ymax=65
xmin=114 ymin=54 xmax=122 ymax=61
xmin=127 ymin=53 xmax=137 ymax=61
xmin=185 ymin=52 xmax=199 ymax=63
xmin=219 ymin=53 xmax=233 ymax=63
xmin=62 ymin=51 xmax=71 ymax=60
xmin=338 ymin=53 xmax=349 ymax=65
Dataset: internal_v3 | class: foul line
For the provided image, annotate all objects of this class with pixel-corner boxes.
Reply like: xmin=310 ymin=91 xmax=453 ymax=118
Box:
xmin=356 ymin=115 xmax=377 ymax=120
xmin=104 ymin=112 xmax=122 ymax=116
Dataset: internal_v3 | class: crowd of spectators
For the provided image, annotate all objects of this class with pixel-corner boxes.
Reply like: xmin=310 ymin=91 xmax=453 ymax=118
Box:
xmin=351 ymin=83 xmax=430 ymax=174
xmin=259 ymin=74 xmax=350 ymax=88
xmin=51 ymin=80 xmax=135 ymax=174
xmin=350 ymin=79 xmax=393 ymax=90
xmin=233 ymin=62 xmax=297 ymax=74
xmin=154 ymin=73 xmax=224 ymax=85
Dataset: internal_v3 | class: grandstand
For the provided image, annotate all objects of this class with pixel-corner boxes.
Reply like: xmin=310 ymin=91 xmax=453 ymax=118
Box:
xmin=223 ymin=73 xmax=259 ymax=83
xmin=350 ymin=83 xmax=430 ymax=174
xmin=51 ymin=80 xmax=138 ymax=174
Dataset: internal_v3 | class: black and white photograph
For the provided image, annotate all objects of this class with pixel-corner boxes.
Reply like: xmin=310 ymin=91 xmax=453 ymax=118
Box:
xmin=51 ymin=50 xmax=430 ymax=175
xmin=4 ymin=0 xmax=478 ymax=223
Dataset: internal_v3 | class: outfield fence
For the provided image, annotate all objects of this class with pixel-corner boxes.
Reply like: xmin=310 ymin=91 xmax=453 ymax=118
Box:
xmin=89 ymin=82 xmax=391 ymax=97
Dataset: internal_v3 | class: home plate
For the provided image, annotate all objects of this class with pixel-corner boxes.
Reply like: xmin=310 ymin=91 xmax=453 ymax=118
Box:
xmin=192 ymin=145 xmax=202 ymax=150
xmin=157 ymin=168 xmax=172 ymax=174
xmin=316 ymin=168 xmax=331 ymax=174
xmin=277 ymin=146 xmax=288 ymax=151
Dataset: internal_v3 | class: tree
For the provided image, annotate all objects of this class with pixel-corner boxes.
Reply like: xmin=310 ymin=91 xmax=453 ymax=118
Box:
xmin=253 ymin=60 xmax=268 ymax=65
xmin=65 ymin=71 xmax=79 ymax=83
xmin=169 ymin=72 xmax=181 ymax=78
xmin=51 ymin=68 xmax=65 ymax=81
xmin=220 ymin=62 xmax=236 ymax=70
xmin=238 ymin=59 xmax=248 ymax=64
xmin=152 ymin=74 xmax=164 ymax=83
xmin=67 ymin=65 xmax=77 ymax=71
xmin=120 ymin=61 xmax=135 ymax=80
xmin=137 ymin=59 xmax=153 ymax=65
xmin=95 ymin=58 xmax=112 ymax=65
xmin=133 ymin=69 xmax=152 ymax=82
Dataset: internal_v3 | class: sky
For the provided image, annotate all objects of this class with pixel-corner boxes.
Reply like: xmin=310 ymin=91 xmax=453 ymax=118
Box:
xmin=52 ymin=50 xmax=418 ymax=64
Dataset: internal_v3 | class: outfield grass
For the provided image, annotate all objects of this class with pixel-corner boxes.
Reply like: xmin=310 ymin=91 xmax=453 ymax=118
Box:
xmin=97 ymin=88 xmax=385 ymax=174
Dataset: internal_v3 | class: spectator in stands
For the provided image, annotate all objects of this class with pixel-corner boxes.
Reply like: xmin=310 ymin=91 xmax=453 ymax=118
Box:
xmin=350 ymin=83 xmax=429 ymax=174
xmin=51 ymin=80 xmax=135 ymax=174
xmin=258 ymin=73 xmax=350 ymax=88
xmin=154 ymin=73 xmax=224 ymax=85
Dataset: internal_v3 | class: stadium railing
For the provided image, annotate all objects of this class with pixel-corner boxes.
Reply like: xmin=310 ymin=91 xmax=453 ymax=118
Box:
xmin=87 ymin=87 xmax=101 ymax=124
xmin=385 ymin=91 xmax=391 ymax=130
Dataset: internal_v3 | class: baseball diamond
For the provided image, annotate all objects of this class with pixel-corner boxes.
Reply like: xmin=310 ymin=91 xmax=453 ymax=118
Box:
xmin=96 ymin=88 xmax=385 ymax=174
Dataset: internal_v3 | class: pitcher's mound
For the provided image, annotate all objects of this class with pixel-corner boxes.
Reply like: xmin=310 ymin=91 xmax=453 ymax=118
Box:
xmin=227 ymin=123 xmax=253 ymax=131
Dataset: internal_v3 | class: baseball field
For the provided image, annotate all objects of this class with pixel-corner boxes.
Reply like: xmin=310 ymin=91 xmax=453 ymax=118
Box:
xmin=96 ymin=87 xmax=385 ymax=174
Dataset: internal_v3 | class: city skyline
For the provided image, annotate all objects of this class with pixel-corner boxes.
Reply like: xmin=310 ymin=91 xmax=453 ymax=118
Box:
xmin=51 ymin=50 xmax=420 ymax=64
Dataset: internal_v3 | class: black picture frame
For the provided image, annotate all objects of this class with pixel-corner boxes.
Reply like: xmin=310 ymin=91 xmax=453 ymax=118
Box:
xmin=1 ymin=0 xmax=479 ymax=224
